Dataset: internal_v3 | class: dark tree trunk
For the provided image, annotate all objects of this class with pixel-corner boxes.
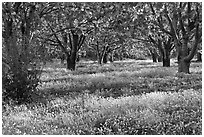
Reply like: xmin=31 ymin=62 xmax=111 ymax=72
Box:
xmin=66 ymin=34 xmax=78 ymax=70
xmin=177 ymin=42 xmax=191 ymax=73
xmin=178 ymin=59 xmax=190 ymax=73
xmin=163 ymin=56 xmax=170 ymax=67
xmin=163 ymin=50 xmax=170 ymax=67
xmin=66 ymin=56 xmax=76 ymax=70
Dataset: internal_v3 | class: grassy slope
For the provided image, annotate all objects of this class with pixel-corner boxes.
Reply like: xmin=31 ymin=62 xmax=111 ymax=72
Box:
xmin=2 ymin=59 xmax=202 ymax=135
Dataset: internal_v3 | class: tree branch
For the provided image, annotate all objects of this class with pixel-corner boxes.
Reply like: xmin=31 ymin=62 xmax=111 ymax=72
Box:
xmin=77 ymin=35 xmax=86 ymax=51
xmin=165 ymin=10 xmax=180 ymax=46
xmin=185 ymin=5 xmax=201 ymax=62
xmin=47 ymin=22 xmax=68 ymax=54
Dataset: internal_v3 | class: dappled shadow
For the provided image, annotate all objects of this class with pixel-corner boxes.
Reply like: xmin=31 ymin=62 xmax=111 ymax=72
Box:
xmin=31 ymin=70 xmax=202 ymax=106
xmin=25 ymin=60 xmax=201 ymax=106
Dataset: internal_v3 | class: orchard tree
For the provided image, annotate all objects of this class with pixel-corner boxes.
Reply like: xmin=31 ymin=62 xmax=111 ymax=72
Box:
xmin=150 ymin=2 xmax=202 ymax=73
xmin=38 ymin=2 xmax=94 ymax=70
xmin=130 ymin=3 xmax=174 ymax=65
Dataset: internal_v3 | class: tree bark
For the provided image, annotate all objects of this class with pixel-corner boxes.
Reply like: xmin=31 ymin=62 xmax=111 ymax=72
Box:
xmin=162 ymin=49 xmax=171 ymax=67
xmin=66 ymin=34 xmax=78 ymax=70
xmin=178 ymin=59 xmax=190 ymax=73
xmin=177 ymin=41 xmax=191 ymax=73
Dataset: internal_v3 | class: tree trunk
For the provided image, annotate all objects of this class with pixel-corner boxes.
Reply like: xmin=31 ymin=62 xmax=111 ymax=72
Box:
xmin=66 ymin=56 xmax=76 ymax=70
xmin=66 ymin=34 xmax=78 ymax=70
xmin=177 ymin=42 xmax=190 ymax=73
xmin=178 ymin=59 xmax=190 ymax=73
xmin=163 ymin=50 xmax=170 ymax=67
xmin=163 ymin=56 xmax=170 ymax=67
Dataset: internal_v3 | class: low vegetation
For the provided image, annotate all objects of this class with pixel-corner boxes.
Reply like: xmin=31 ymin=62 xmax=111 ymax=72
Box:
xmin=2 ymin=59 xmax=202 ymax=135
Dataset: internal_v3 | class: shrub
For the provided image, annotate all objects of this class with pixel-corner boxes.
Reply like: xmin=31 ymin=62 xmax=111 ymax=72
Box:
xmin=2 ymin=67 xmax=41 ymax=105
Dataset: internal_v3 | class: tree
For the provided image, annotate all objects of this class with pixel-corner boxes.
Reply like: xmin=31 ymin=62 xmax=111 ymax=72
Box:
xmin=37 ymin=3 xmax=94 ymax=70
xmin=150 ymin=2 xmax=202 ymax=73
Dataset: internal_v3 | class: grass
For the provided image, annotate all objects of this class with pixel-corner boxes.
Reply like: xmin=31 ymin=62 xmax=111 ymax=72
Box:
xmin=2 ymin=59 xmax=202 ymax=135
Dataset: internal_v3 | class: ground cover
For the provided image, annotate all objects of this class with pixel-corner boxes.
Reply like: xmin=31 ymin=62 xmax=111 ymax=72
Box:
xmin=2 ymin=59 xmax=202 ymax=135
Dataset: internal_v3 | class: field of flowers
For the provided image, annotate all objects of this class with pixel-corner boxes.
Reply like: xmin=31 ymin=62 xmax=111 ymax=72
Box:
xmin=2 ymin=59 xmax=202 ymax=135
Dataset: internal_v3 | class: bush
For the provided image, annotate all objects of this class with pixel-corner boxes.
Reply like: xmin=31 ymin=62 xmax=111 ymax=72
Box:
xmin=2 ymin=68 xmax=41 ymax=105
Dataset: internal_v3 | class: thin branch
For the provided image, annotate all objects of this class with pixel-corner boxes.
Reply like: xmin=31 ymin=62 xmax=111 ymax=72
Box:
xmin=48 ymin=26 xmax=73 ymax=36
xmin=47 ymin=22 xmax=68 ymax=54
xmin=37 ymin=36 xmax=58 ymax=43
xmin=165 ymin=11 xmax=180 ymax=45
xmin=150 ymin=3 xmax=172 ymax=36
